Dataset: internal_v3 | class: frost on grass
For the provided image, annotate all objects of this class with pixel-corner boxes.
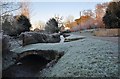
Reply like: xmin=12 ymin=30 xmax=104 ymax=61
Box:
xmin=12 ymin=37 xmax=119 ymax=77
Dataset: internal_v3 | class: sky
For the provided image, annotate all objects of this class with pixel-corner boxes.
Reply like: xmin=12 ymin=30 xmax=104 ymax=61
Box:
xmin=29 ymin=0 xmax=112 ymax=27
xmin=2 ymin=0 xmax=112 ymax=2
xmin=30 ymin=2 xmax=99 ymax=23
xmin=3 ymin=0 xmax=111 ymax=29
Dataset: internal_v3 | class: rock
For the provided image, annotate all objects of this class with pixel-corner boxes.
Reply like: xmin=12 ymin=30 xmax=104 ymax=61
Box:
xmin=61 ymin=30 xmax=71 ymax=34
xmin=16 ymin=62 xmax=22 ymax=65
xmin=2 ymin=50 xmax=16 ymax=70
xmin=2 ymin=49 xmax=64 ymax=77
xmin=2 ymin=34 xmax=18 ymax=70
xmin=63 ymin=34 xmax=70 ymax=38
xmin=1 ymin=33 xmax=21 ymax=51
xmin=64 ymin=35 xmax=85 ymax=42
xmin=19 ymin=32 xmax=60 ymax=46
xmin=2 ymin=34 xmax=11 ymax=54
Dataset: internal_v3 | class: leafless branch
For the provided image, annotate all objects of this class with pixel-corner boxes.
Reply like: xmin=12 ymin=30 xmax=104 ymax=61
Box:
xmin=0 ymin=3 xmax=9 ymax=6
xmin=0 ymin=5 xmax=22 ymax=16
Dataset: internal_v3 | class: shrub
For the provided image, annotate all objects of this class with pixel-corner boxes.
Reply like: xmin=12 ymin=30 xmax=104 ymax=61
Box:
xmin=16 ymin=15 xmax=31 ymax=34
xmin=45 ymin=18 xmax=59 ymax=34
xmin=2 ymin=14 xmax=31 ymax=36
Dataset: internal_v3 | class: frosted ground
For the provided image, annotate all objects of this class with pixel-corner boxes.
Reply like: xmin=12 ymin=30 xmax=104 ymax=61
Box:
xmin=0 ymin=33 xmax=2 ymax=78
xmin=12 ymin=31 xmax=119 ymax=77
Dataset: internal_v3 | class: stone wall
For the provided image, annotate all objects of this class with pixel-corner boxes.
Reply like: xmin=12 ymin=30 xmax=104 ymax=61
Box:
xmin=94 ymin=29 xmax=120 ymax=37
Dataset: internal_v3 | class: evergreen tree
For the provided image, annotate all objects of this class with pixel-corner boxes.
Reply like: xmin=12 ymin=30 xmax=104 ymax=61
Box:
xmin=103 ymin=1 xmax=120 ymax=28
xmin=45 ymin=18 xmax=59 ymax=34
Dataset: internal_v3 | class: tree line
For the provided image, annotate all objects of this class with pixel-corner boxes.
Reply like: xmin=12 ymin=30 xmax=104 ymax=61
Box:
xmin=1 ymin=1 xmax=120 ymax=37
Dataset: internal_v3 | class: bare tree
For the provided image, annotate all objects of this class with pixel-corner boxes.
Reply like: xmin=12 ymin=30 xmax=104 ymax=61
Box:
xmin=95 ymin=2 xmax=108 ymax=28
xmin=82 ymin=10 xmax=94 ymax=17
xmin=54 ymin=14 xmax=63 ymax=27
xmin=20 ymin=2 xmax=30 ymax=18
xmin=0 ymin=2 xmax=22 ymax=16
xmin=0 ymin=2 xmax=21 ymax=32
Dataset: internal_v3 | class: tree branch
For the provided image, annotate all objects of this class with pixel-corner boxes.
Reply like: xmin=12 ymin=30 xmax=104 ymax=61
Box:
xmin=0 ymin=5 xmax=22 ymax=16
